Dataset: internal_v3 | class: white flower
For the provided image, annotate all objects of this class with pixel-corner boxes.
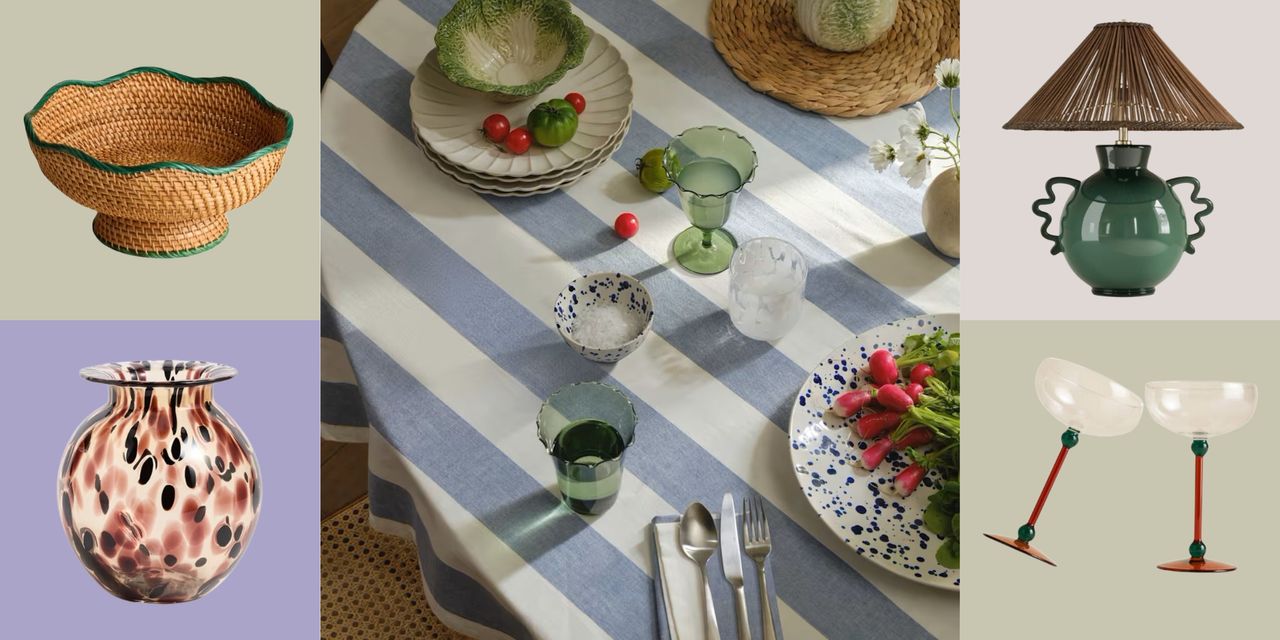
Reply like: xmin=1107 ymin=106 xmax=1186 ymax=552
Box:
xmin=869 ymin=140 xmax=896 ymax=172
xmin=897 ymin=138 xmax=931 ymax=188
xmin=935 ymin=58 xmax=960 ymax=89
xmin=898 ymin=102 xmax=930 ymax=143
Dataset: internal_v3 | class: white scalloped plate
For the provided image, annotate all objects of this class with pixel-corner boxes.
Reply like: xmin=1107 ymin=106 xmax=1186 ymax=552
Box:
xmin=411 ymin=31 xmax=632 ymax=178
xmin=414 ymin=118 xmax=627 ymax=197
xmin=425 ymin=113 xmax=629 ymax=187
xmin=789 ymin=313 xmax=961 ymax=591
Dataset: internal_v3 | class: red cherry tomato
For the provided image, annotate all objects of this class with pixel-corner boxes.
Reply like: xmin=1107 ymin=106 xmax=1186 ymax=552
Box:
xmin=564 ymin=92 xmax=586 ymax=114
xmin=505 ymin=127 xmax=532 ymax=154
xmin=614 ymin=212 xmax=639 ymax=238
xmin=482 ymin=113 xmax=510 ymax=143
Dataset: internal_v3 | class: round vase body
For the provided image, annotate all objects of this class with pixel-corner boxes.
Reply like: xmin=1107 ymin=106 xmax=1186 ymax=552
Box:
xmin=794 ymin=0 xmax=898 ymax=52
xmin=1059 ymin=146 xmax=1187 ymax=296
xmin=58 ymin=361 xmax=260 ymax=603
xmin=923 ymin=165 xmax=960 ymax=258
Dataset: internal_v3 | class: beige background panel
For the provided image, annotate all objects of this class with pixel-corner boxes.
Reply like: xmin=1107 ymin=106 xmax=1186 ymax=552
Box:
xmin=961 ymin=0 xmax=1273 ymax=319
xmin=0 ymin=0 xmax=317 ymax=319
xmin=964 ymin=320 xmax=1274 ymax=638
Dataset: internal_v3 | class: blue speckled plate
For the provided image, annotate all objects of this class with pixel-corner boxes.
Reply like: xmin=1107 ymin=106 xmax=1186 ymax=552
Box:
xmin=789 ymin=313 xmax=960 ymax=590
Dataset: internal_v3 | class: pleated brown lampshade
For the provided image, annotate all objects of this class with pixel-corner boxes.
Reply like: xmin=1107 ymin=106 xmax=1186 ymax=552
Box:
xmin=1005 ymin=22 xmax=1241 ymax=131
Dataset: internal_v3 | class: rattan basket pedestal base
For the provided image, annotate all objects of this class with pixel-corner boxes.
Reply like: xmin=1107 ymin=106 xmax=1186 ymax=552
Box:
xmin=92 ymin=213 xmax=229 ymax=258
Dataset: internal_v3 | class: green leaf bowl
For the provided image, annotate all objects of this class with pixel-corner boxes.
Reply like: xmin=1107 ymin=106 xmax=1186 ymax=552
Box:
xmin=434 ymin=0 xmax=589 ymax=101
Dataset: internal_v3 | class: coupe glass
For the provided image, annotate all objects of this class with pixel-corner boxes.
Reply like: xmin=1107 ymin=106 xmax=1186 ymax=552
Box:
xmin=985 ymin=358 xmax=1144 ymax=565
xmin=663 ymin=126 xmax=758 ymax=275
xmin=537 ymin=382 xmax=637 ymax=516
xmin=1146 ymin=381 xmax=1257 ymax=572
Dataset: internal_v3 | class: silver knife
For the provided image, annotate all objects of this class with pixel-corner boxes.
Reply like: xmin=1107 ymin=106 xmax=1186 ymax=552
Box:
xmin=721 ymin=493 xmax=752 ymax=640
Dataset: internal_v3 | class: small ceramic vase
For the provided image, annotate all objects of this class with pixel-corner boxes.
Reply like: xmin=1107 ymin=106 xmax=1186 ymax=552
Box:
xmin=59 ymin=361 xmax=260 ymax=602
xmin=923 ymin=165 xmax=960 ymax=258
xmin=1033 ymin=145 xmax=1211 ymax=296
xmin=794 ymin=0 xmax=898 ymax=52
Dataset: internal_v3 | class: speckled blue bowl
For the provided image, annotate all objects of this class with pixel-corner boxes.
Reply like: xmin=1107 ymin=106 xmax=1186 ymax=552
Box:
xmin=554 ymin=273 xmax=654 ymax=363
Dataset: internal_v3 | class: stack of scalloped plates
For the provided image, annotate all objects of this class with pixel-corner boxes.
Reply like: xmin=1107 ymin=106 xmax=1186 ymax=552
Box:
xmin=410 ymin=31 xmax=633 ymax=197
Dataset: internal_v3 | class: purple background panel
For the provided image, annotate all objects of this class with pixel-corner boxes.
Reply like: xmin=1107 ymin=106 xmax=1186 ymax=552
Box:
xmin=0 ymin=321 xmax=319 ymax=638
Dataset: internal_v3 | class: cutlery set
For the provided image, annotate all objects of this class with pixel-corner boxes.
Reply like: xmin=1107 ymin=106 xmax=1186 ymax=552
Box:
xmin=678 ymin=494 xmax=778 ymax=640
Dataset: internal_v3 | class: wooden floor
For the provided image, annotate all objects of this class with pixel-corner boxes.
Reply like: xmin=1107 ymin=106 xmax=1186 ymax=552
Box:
xmin=320 ymin=0 xmax=377 ymax=520
xmin=322 ymin=0 xmax=378 ymax=64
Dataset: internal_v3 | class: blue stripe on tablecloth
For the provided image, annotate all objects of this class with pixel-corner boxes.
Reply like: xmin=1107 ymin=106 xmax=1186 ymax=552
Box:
xmin=321 ymin=298 xmax=344 ymax=339
xmin=329 ymin=37 xmax=925 ymax=430
xmin=367 ymin=474 xmax=535 ymax=640
xmin=321 ymin=380 xmax=369 ymax=427
xmin=401 ymin=0 xmax=958 ymax=258
xmin=322 ymin=147 xmax=932 ymax=640
xmin=339 ymin=325 xmax=655 ymax=640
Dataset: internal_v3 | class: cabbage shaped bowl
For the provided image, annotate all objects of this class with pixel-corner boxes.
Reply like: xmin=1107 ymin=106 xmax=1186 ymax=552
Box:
xmin=434 ymin=0 xmax=589 ymax=101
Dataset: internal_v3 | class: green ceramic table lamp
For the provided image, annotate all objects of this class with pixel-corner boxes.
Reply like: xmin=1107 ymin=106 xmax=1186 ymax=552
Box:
xmin=1006 ymin=22 xmax=1241 ymax=297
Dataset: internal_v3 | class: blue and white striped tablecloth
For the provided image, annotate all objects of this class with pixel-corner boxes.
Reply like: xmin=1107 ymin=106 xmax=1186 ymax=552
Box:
xmin=321 ymin=1 xmax=960 ymax=638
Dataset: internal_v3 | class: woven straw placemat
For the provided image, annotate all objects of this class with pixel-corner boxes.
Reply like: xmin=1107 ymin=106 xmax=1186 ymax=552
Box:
xmin=321 ymin=497 xmax=470 ymax=640
xmin=709 ymin=0 xmax=959 ymax=117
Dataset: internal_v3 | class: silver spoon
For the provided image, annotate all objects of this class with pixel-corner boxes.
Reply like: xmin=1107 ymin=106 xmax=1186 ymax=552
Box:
xmin=680 ymin=502 xmax=721 ymax=640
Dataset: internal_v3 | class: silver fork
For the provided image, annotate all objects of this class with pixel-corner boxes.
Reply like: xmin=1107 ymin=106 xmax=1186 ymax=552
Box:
xmin=742 ymin=495 xmax=778 ymax=640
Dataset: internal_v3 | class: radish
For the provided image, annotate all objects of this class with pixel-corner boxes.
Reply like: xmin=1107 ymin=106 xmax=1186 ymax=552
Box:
xmin=857 ymin=411 xmax=902 ymax=439
xmin=859 ymin=438 xmax=894 ymax=469
xmin=831 ymin=389 xmax=872 ymax=418
xmin=909 ymin=363 xmax=936 ymax=385
xmin=867 ymin=349 xmax=898 ymax=385
xmin=876 ymin=384 xmax=914 ymax=412
xmin=905 ymin=382 xmax=925 ymax=403
xmin=894 ymin=427 xmax=933 ymax=449
xmin=894 ymin=463 xmax=926 ymax=496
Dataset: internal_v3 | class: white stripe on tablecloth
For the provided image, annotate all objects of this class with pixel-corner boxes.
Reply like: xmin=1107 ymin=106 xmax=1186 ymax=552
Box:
xmin=322 ymin=85 xmax=955 ymax=638
xmin=324 ymin=221 xmax=826 ymax=639
xmin=353 ymin=0 xmax=959 ymax=313
xmin=364 ymin=428 xmax=607 ymax=639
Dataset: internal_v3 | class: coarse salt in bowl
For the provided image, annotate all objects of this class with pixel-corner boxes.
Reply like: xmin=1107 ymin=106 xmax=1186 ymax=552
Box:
xmin=554 ymin=273 xmax=654 ymax=363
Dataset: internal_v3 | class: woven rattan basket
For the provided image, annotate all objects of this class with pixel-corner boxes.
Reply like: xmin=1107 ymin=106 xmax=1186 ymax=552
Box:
xmin=24 ymin=67 xmax=292 ymax=257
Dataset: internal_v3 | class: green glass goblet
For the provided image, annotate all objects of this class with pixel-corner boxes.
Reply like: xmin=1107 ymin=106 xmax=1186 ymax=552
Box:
xmin=663 ymin=126 xmax=758 ymax=275
xmin=537 ymin=382 xmax=637 ymax=515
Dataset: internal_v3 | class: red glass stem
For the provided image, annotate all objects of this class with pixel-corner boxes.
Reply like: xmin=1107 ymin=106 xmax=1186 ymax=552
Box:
xmin=1028 ymin=444 xmax=1071 ymax=527
xmin=1194 ymin=452 xmax=1203 ymax=541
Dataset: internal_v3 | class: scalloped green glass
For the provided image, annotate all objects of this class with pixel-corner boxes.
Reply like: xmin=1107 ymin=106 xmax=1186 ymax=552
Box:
xmin=434 ymin=0 xmax=589 ymax=100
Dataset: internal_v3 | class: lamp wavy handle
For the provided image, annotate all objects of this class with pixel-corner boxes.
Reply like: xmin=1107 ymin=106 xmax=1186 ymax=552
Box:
xmin=1167 ymin=176 xmax=1213 ymax=254
xmin=1031 ymin=177 xmax=1080 ymax=255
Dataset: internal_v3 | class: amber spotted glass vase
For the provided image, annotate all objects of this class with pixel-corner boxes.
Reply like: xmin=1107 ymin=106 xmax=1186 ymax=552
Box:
xmin=58 ymin=361 xmax=261 ymax=602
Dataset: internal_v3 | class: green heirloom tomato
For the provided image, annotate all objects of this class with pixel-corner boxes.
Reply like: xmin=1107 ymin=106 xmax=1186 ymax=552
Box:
xmin=527 ymin=98 xmax=579 ymax=147
xmin=636 ymin=148 xmax=674 ymax=193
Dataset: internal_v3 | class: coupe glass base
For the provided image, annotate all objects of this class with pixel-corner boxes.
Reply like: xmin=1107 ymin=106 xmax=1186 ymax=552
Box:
xmin=983 ymin=533 xmax=1057 ymax=567
xmin=1092 ymin=287 xmax=1155 ymax=297
xmin=1157 ymin=558 xmax=1236 ymax=572
xmin=673 ymin=226 xmax=736 ymax=275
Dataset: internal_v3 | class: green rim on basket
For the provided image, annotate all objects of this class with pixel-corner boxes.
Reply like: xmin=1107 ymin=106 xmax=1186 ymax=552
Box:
xmin=95 ymin=229 xmax=230 ymax=259
xmin=23 ymin=66 xmax=294 ymax=176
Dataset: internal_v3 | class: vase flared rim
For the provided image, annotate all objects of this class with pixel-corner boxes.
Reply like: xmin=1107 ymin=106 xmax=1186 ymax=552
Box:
xmin=80 ymin=360 xmax=237 ymax=387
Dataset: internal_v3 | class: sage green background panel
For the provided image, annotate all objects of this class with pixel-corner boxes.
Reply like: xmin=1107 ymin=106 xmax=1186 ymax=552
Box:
xmin=0 ymin=0 xmax=318 ymax=320
xmin=964 ymin=320 xmax=1277 ymax=639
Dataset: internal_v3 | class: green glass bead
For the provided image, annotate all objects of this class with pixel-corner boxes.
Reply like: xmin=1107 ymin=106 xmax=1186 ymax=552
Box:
xmin=1061 ymin=429 xmax=1080 ymax=449
xmin=1192 ymin=439 xmax=1209 ymax=457
xmin=1190 ymin=540 xmax=1206 ymax=559
xmin=1017 ymin=524 xmax=1036 ymax=542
